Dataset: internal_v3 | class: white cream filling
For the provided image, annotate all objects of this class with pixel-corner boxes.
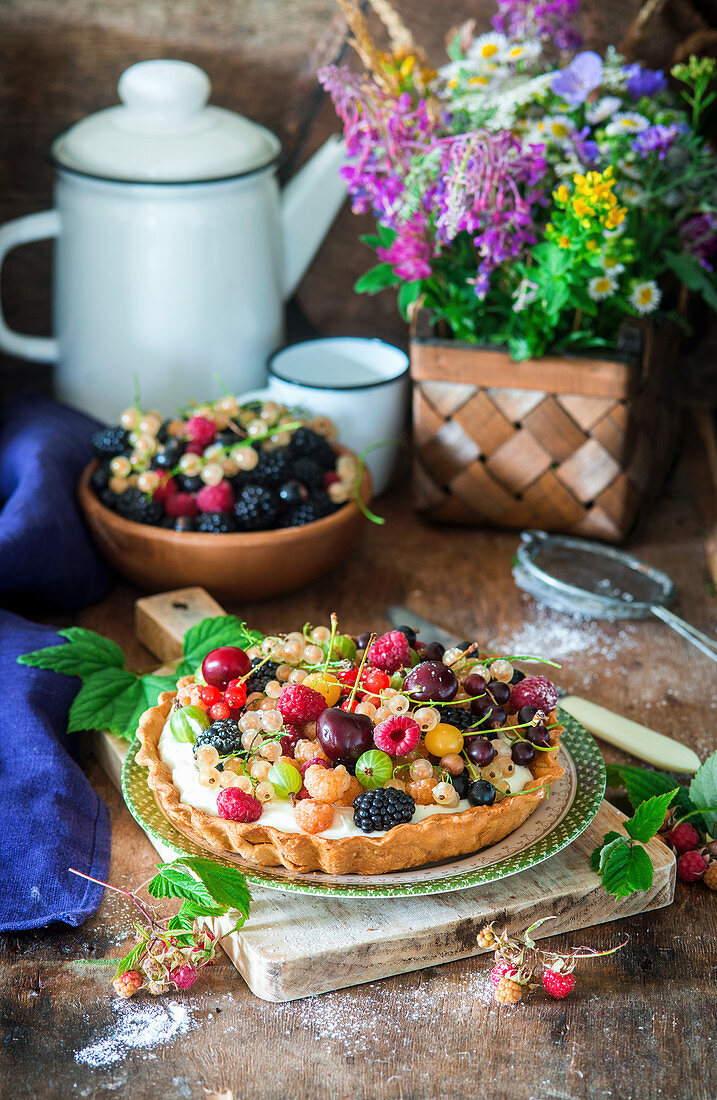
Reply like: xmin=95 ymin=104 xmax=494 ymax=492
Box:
xmin=158 ymin=718 xmax=535 ymax=839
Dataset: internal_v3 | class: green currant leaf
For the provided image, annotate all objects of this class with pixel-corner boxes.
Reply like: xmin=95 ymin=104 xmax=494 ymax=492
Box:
xmin=175 ymin=858 xmax=251 ymax=921
xmin=624 ymin=789 xmax=679 ymax=844
xmin=146 ymin=865 xmax=216 ymax=909
xmin=18 ymin=627 xmax=125 ymax=678
xmin=119 ymin=675 xmax=181 ymax=742
xmin=112 ymin=940 xmax=145 ymax=981
xmin=67 ymin=669 xmax=144 ymax=738
xmin=602 ymin=841 xmax=654 ymax=897
xmin=689 ymin=750 xmax=717 ymax=831
xmin=178 ymin=616 xmax=262 ymax=675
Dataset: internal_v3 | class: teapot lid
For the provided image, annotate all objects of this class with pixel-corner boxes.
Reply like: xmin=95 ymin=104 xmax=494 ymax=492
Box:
xmin=51 ymin=60 xmax=281 ymax=183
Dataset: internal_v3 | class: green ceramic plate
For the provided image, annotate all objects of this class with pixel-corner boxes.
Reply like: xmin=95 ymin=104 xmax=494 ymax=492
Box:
xmin=121 ymin=707 xmax=605 ymax=898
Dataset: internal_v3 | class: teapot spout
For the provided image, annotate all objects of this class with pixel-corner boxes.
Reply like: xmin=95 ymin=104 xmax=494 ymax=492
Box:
xmin=280 ymin=135 xmax=346 ymax=300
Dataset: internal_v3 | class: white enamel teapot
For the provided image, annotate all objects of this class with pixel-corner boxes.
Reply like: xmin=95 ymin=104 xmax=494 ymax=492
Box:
xmin=0 ymin=60 xmax=347 ymax=421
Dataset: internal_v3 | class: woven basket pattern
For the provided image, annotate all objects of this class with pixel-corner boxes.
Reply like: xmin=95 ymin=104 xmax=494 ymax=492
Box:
xmin=411 ymin=319 xmax=680 ymax=542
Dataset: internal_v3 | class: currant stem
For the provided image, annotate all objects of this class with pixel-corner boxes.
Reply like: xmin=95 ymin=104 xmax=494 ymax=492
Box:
xmin=348 ymin=635 xmax=376 ymax=709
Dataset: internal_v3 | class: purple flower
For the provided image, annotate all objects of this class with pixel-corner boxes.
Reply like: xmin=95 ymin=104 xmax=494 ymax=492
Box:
xmin=571 ymin=126 xmax=600 ymax=167
xmin=377 ymin=215 xmax=434 ymax=281
xmin=679 ymin=212 xmax=717 ymax=270
xmin=623 ymin=64 xmax=667 ymax=101
xmin=632 ymin=122 xmax=688 ymax=160
xmin=551 ymin=51 xmax=603 ymax=106
xmin=492 ymin=0 xmax=582 ymax=53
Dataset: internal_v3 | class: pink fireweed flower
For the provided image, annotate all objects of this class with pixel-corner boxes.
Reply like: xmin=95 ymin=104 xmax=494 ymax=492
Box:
xmin=377 ymin=215 xmax=434 ymax=280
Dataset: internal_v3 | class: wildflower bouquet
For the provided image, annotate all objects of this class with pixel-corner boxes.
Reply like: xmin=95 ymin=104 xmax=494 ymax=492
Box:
xmin=320 ymin=0 xmax=717 ymax=360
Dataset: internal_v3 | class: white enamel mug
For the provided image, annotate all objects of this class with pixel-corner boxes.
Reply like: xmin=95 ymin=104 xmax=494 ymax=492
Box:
xmin=241 ymin=338 xmax=409 ymax=495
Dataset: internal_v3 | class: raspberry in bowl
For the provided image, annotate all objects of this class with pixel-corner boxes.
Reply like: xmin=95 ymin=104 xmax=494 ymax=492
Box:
xmin=136 ymin=623 xmax=564 ymax=875
xmin=78 ymin=397 xmax=371 ymax=599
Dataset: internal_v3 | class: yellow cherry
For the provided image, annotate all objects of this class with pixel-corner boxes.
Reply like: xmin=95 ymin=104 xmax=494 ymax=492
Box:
xmin=302 ymin=671 xmax=341 ymax=706
xmin=424 ymin=723 xmax=464 ymax=757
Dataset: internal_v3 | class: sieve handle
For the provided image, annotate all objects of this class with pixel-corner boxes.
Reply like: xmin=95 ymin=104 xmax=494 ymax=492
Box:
xmin=650 ymin=605 xmax=717 ymax=663
xmin=559 ymin=696 xmax=702 ymax=773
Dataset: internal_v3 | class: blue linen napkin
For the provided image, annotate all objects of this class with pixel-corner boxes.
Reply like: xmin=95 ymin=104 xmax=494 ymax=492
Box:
xmin=0 ymin=394 xmax=112 ymax=931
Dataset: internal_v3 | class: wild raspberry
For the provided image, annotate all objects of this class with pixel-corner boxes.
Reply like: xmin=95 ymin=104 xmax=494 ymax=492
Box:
xmin=478 ymin=926 xmax=497 ymax=949
xmin=490 ymin=961 xmax=517 ymax=987
xmin=406 ymin=776 xmax=438 ymax=805
xmin=300 ymin=757 xmax=330 ymax=776
xmin=153 ymin=474 xmax=178 ymax=505
xmin=185 ymin=415 xmax=216 ymax=447
xmin=677 ymin=849 xmax=708 ymax=883
xmin=335 ymin=774 xmax=364 ymax=807
xmin=165 ymin=492 xmax=198 ymax=519
xmin=510 ymin=675 xmax=558 ymax=713
xmin=294 ymin=738 xmax=328 ymax=765
xmin=216 ymin=787 xmax=262 ymax=823
xmin=278 ymin=684 xmax=327 ymax=723
xmin=113 ymin=970 xmax=143 ymax=998
xmin=373 ymin=715 xmax=421 ymax=756
xmin=495 ymin=976 xmax=523 ymax=1004
xmin=543 ymin=970 xmax=575 ymax=999
xmin=294 ymin=800 xmax=335 ymax=834
xmin=304 ymin=763 xmax=351 ymax=802
xmin=665 ymin=822 xmax=701 ymax=854
xmin=703 ymin=862 xmax=717 ymax=891
xmin=170 ymin=963 xmax=198 ymax=991
xmin=366 ymin=630 xmax=411 ymax=673
xmin=196 ymin=481 xmax=234 ymax=514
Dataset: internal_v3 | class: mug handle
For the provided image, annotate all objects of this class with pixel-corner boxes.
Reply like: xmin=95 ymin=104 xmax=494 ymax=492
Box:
xmin=0 ymin=210 xmax=61 ymax=362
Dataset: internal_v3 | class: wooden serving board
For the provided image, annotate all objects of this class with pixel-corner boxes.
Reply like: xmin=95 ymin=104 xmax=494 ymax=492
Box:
xmin=96 ymin=588 xmax=676 ymax=1003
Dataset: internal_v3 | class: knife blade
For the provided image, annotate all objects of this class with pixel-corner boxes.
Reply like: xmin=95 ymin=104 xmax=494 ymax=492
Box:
xmin=386 ymin=605 xmax=701 ymax=774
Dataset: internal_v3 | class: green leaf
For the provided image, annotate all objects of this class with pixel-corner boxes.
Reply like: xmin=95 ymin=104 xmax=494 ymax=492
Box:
xmin=605 ymin=764 xmax=625 ymax=788
xmin=446 ymin=28 xmax=465 ymax=61
xmin=67 ymin=669 xmax=144 ymax=738
xmin=624 ymin=789 xmax=679 ymax=844
xmin=354 ymin=263 xmax=400 ymax=295
xmin=689 ymin=751 xmax=717 ymax=830
xmin=119 ymin=674 xmax=181 ymax=742
xmin=376 ymin=222 xmax=396 ymax=248
xmin=176 ymin=858 xmax=251 ymax=921
xmin=664 ymin=251 xmax=717 ymax=313
xmin=169 ymin=900 xmax=227 ymax=930
xmin=146 ymin=865 xmax=216 ymax=909
xmin=18 ymin=627 xmax=125 ymax=678
xmin=602 ymin=841 xmax=654 ymax=897
xmin=178 ymin=616 xmax=262 ymax=675
xmin=112 ymin=940 xmax=145 ymax=981
xmin=590 ymin=831 xmax=624 ymax=873
xmin=398 ymin=280 xmax=423 ymax=320
xmin=359 ymin=233 xmax=382 ymax=249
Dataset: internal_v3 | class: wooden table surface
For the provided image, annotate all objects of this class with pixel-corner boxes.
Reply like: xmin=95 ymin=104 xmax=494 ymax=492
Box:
xmin=2 ymin=444 xmax=716 ymax=1100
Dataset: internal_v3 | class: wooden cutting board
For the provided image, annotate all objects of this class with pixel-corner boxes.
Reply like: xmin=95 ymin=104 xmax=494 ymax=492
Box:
xmin=96 ymin=588 xmax=676 ymax=1003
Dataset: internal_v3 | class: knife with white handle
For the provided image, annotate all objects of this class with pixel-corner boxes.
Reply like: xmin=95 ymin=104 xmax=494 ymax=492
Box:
xmin=386 ymin=606 xmax=702 ymax=773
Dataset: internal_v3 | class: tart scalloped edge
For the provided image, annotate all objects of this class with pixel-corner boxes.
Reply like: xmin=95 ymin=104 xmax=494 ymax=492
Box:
xmin=136 ymin=692 xmax=565 ymax=876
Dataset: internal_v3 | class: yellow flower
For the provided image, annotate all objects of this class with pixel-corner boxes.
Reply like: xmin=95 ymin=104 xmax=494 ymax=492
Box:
xmin=558 ymin=235 xmax=571 ymax=249
xmin=447 ymin=78 xmax=459 ymax=90
xmin=586 ymin=239 xmax=598 ymax=252
xmin=573 ymin=198 xmax=592 ymax=219
xmin=556 ymin=185 xmax=570 ymax=204
xmin=468 ymin=75 xmax=491 ymax=86
xmin=605 ymin=206 xmax=626 ymax=230
xmin=399 ymin=55 xmax=416 ymax=79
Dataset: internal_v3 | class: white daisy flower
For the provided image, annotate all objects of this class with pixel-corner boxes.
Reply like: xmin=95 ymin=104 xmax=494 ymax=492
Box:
xmin=629 ymin=280 xmax=661 ymax=314
xmin=586 ymin=96 xmax=622 ymax=124
xmin=505 ymin=41 xmax=542 ymax=64
xmin=468 ymin=32 xmax=508 ymax=62
xmin=619 ymin=183 xmax=646 ymax=206
xmin=513 ymin=278 xmax=539 ymax=311
xmin=601 ymin=255 xmax=625 ymax=276
xmin=554 ymin=159 xmax=584 ymax=178
xmin=588 ymin=275 xmax=618 ymax=301
xmin=604 ymin=221 xmax=627 ymax=239
xmin=605 ymin=112 xmax=650 ymax=137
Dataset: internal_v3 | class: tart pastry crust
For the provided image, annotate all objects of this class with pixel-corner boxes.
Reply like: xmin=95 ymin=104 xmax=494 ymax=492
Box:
xmin=137 ymin=693 xmax=564 ymax=875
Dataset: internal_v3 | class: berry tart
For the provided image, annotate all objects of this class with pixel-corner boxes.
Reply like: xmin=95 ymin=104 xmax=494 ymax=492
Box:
xmin=136 ymin=624 xmax=564 ymax=875
xmin=89 ymin=396 xmax=359 ymax=533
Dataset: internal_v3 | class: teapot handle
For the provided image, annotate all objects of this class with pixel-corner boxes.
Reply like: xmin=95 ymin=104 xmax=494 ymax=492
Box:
xmin=0 ymin=211 xmax=60 ymax=362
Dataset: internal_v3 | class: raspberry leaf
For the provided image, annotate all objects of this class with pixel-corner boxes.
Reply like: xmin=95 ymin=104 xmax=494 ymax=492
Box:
xmin=146 ymin=865 xmax=216 ymax=909
xmin=607 ymin=765 xmax=701 ymax=829
xmin=590 ymin=832 xmax=624 ymax=875
xmin=601 ymin=841 xmax=654 ymax=897
xmin=624 ymin=789 xmax=680 ymax=844
xmin=689 ymin=751 xmax=717 ymax=831
xmin=67 ymin=669 xmax=144 ymax=738
xmin=177 ymin=616 xmax=263 ymax=675
xmin=112 ymin=940 xmax=145 ymax=981
xmin=174 ymin=857 xmax=251 ymax=921
xmin=18 ymin=627 xmax=125 ymax=678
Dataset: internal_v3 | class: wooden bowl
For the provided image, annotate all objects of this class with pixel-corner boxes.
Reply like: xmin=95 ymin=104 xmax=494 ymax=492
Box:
xmin=78 ymin=449 xmax=371 ymax=601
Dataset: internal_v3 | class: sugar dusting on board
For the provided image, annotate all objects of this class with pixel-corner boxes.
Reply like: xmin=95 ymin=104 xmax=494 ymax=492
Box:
xmin=74 ymin=998 xmax=196 ymax=1067
xmin=487 ymin=603 xmax=638 ymax=663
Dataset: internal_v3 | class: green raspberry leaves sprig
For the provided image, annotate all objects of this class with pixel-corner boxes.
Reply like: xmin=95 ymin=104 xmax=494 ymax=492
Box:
xmin=591 ymin=788 xmax=678 ymax=898
xmin=18 ymin=615 xmax=263 ymax=742
xmin=606 ymin=750 xmax=717 ymax=835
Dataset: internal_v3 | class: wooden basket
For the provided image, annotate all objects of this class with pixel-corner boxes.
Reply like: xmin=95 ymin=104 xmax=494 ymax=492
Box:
xmin=410 ymin=310 xmax=682 ymax=542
